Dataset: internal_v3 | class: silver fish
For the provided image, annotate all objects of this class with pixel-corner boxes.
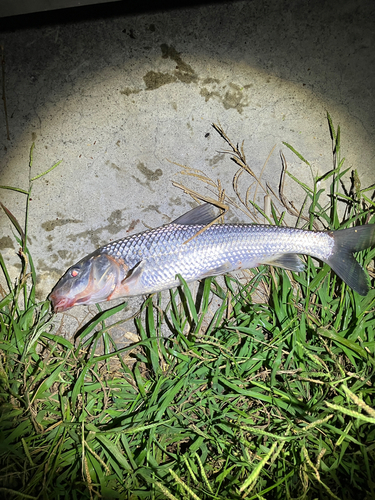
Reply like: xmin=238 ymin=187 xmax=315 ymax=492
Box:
xmin=49 ymin=203 xmax=375 ymax=312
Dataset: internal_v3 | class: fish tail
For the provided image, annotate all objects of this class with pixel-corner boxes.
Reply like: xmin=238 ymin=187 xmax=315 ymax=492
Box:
xmin=325 ymin=224 xmax=375 ymax=295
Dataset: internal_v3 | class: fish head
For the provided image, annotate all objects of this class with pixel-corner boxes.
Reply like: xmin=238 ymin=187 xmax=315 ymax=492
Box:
xmin=49 ymin=252 xmax=125 ymax=312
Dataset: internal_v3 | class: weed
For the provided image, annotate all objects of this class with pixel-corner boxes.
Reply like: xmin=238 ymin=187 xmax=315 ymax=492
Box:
xmin=0 ymin=116 xmax=375 ymax=499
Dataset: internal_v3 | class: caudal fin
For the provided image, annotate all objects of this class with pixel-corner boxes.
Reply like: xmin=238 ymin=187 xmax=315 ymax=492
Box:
xmin=325 ymin=224 xmax=375 ymax=295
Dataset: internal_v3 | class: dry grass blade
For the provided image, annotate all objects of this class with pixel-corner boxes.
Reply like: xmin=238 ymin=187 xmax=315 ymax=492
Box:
xmin=171 ymin=181 xmax=228 ymax=214
xmin=212 ymin=122 xmax=267 ymax=190
xmin=211 ymin=123 xmax=284 ymax=223
xmin=172 ymin=155 xmax=260 ymax=222
xmin=168 ymin=161 xmax=219 ymax=189
xmin=171 ymin=181 xmax=227 ymax=244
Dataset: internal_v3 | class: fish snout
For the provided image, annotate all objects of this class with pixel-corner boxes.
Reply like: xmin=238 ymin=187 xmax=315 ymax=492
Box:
xmin=49 ymin=291 xmax=77 ymax=313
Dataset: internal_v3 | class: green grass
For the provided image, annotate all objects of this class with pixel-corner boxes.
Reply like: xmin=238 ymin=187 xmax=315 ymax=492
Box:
xmin=1 ymin=115 xmax=375 ymax=499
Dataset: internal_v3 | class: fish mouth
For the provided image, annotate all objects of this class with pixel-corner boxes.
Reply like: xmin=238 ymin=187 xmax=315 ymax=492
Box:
xmin=49 ymin=293 xmax=77 ymax=313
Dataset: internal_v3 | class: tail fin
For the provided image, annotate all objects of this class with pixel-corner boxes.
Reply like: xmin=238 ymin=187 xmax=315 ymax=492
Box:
xmin=325 ymin=224 xmax=375 ymax=295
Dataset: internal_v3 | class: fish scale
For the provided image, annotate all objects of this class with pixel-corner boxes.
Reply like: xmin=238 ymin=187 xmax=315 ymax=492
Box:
xmin=49 ymin=203 xmax=375 ymax=312
xmin=99 ymin=223 xmax=335 ymax=294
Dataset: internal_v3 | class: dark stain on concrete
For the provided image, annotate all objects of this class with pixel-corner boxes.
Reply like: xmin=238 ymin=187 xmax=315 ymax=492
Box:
xmin=66 ymin=226 xmax=104 ymax=248
xmin=126 ymin=219 xmax=140 ymax=232
xmin=208 ymin=153 xmax=225 ymax=166
xmin=48 ymin=253 xmax=59 ymax=264
xmin=124 ymin=44 xmax=198 ymax=95
xmin=137 ymin=162 xmax=163 ymax=181
xmin=175 ymin=71 xmax=197 ymax=85
xmin=200 ymin=86 xmax=223 ymax=103
xmin=37 ymin=260 xmax=67 ymax=276
xmin=160 ymin=44 xmax=198 ymax=84
xmin=132 ymin=176 xmax=150 ymax=190
xmin=223 ymin=83 xmax=249 ymax=113
xmin=106 ymin=209 xmax=125 ymax=234
xmin=143 ymin=204 xmax=161 ymax=213
xmin=42 ymin=218 xmax=82 ymax=232
xmin=132 ymin=165 xmax=162 ymax=192
xmin=65 ymin=211 xmax=141 ymax=244
xmin=120 ymin=87 xmax=142 ymax=96
xmin=0 ymin=236 xmax=15 ymax=250
xmin=202 ymin=77 xmax=220 ymax=85
xmin=168 ymin=196 xmax=182 ymax=206
xmin=143 ymin=71 xmax=177 ymax=90
xmin=200 ymin=82 xmax=251 ymax=114
xmin=57 ymin=249 xmax=75 ymax=260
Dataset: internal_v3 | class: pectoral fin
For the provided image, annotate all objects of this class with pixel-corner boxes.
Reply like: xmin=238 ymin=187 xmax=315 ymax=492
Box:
xmin=121 ymin=261 xmax=145 ymax=286
xmin=107 ymin=261 xmax=145 ymax=299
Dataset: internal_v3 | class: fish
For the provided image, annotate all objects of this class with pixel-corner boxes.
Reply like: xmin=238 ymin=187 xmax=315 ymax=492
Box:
xmin=49 ymin=203 xmax=375 ymax=312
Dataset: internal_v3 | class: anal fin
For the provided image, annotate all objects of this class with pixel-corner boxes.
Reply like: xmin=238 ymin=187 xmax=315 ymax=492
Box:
xmin=261 ymin=253 xmax=305 ymax=272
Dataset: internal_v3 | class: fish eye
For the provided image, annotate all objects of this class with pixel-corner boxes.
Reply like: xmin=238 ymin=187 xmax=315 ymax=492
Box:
xmin=70 ymin=268 xmax=80 ymax=278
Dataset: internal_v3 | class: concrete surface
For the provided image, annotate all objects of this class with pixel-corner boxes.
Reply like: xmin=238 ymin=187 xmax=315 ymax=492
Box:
xmin=0 ymin=0 xmax=374 ymax=340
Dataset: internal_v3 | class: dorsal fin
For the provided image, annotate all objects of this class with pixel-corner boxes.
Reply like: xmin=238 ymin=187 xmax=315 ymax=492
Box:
xmin=172 ymin=203 xmax=220 ymax=226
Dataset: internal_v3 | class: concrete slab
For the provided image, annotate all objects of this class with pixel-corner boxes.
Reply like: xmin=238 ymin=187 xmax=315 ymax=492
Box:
xmin=0 ymin=0 xmax=374 ymax=338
